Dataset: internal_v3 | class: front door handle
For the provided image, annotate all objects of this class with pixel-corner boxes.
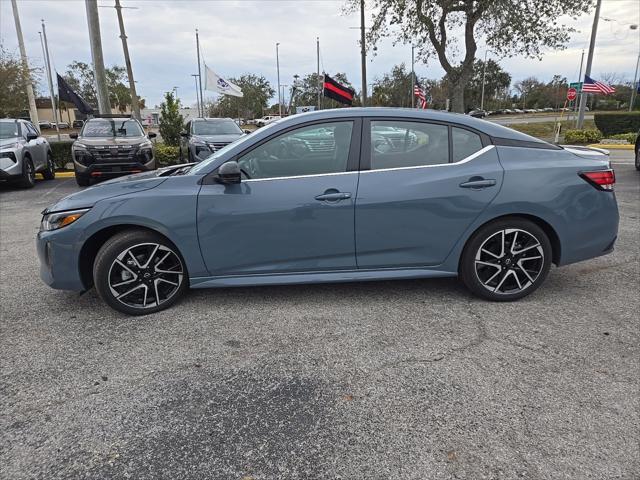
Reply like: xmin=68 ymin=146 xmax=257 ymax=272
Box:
xmin=315 ymin=191 xmax=351 ymax=201
xmin=459 ymin=178 xmax=496 ymax=189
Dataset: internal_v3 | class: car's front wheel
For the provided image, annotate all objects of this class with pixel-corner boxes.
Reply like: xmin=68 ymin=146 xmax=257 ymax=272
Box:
xmin=460 ymin=218 xmax=552 ymax=301
xmin=18 ymin=157 xmax=36 ymax=188
xmin=42 ymin=152 xmax=56 ymax=180
xmin=93 ymin=230 xmax=188 ymax=315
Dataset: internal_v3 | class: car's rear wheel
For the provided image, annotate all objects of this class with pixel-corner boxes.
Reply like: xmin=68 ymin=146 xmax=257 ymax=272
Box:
xmin=18 ymin=157 xmax=36 ymax=188
xmin=93 ymin=230 xmax=188 ymax=315
xmin=42 ymin=152 xmax=56 ymax=180
xmin=460 ymin=218 xmax=552 ymax=301
xmin=75 ymin=173 xmax=91 ymax=187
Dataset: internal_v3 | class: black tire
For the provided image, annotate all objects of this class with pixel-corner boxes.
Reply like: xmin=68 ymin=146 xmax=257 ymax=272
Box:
xmin=18 ymin=157 xmax=36 ymax=188
xmin=179 ymin=146 xmax=184 ymax=163
xmin=93 ymin=229 xmax=188 ymax=315
xmin=75 ymin=173 xmax=91 ymax=187
xmin=459 ymin=217 xmax=552 ymax=301
xmin=42 ymin=152 xmax=56 ymax=180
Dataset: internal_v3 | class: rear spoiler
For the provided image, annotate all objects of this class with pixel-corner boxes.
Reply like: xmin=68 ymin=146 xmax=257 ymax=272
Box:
xmin=561 ymin=145 xmax=610 ymax=156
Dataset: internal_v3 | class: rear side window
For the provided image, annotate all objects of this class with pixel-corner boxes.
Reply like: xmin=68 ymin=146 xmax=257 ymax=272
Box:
xmin=370 ymin=120 xmax=449 ymax=170
xmin=452 ymin=127 xmax=483 ymax=162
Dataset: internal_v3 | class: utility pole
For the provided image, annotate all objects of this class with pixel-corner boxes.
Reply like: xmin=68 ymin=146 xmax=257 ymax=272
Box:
xmin=276 ymin=43 xmax=282 ymax=116
xmin=480 ymin=49 xmax=488 ymax=110
xmin=317 ymin=37 xmax=321 ymax=110
xmin=192 ymin=74 xmax=201 ymax=117
xmin=195 ymin=29 xmax=204 ymax=117
xmin=411 ymin=45 xmax=415 ymax=108
xmin=39 ymin=23 xmax=60 ymax=141
xmin=85 ymin=0 xmax=111 ymax=114
xmin=114 ymin=0 xmax=140 ymax=120
xmin=573 ymin=49 xmax=585 ymax=126
xmin=577 ymin=0 xmax=602 ymax=129
xmin=629 ymin=52 xmax=640 ymax=112
xmin=359 ymin=0 xmax=367 ymax=106
xmin=11 ymin=0 xmax=39 ymax=127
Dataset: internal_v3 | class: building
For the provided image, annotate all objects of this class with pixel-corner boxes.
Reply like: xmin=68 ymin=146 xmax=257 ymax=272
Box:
xmin=139 ymin=107 xmax=198 ymax=127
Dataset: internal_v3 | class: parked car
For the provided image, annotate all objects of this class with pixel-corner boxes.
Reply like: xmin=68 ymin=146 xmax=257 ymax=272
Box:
xmin=179 ymin=117 xmax=247 ymax=163
xmin=1 ymin=118 xmax=56 ymax=188
xmin=39 ymin=121 xmax=53 ymax=130
xmin=69 ymin=115 xmax=156 ymax=187
xmin=72 ymin=120 xmax=84 ymax=129
xmin=513 ymin=109 xmax=524 ymax=114
xmin=255 ymin=115 xmax=281 ymax=127
xmin=37 ymin=108 xmax=619 ymax=315
xmin=56 ymin=122 xmax=70 ymax=129
xmin=635 ymin=130 xmax=640 ymax=171
xmin=467 ymin=109 xmax=487 ymax=118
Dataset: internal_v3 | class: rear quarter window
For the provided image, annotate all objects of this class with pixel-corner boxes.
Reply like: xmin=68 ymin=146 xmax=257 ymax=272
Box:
xmin=452 ymin=127 xmax=483 ymax=162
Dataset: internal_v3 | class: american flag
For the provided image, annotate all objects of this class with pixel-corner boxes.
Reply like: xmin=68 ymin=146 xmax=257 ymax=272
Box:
xmin=582 ymin=75 xmax=616 ymax=95
xmin=414 ymin=80 xmax=428 ymax=109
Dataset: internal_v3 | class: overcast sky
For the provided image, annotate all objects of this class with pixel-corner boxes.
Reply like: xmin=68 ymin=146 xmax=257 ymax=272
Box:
xmin=1 ymin=0 xmax=638 ymax=108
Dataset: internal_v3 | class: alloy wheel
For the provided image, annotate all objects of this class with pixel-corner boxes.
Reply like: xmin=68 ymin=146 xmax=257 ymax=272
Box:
xmin=474 ymin=228 xmax=544 ymax=295
xmin=108 ymin=242 xmax=184 ymax=310
xmin=27 ymin=161 xmax=35 ymax=183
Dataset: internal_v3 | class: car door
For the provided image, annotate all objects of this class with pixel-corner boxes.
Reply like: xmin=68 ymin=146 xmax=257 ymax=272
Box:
xmin=23 ymin=122 xmax=46 ymax=169
xmin=355 ymin=119 xmax=503 ymax=269
xmin=197 ymin=119 xmax=361 ymax=276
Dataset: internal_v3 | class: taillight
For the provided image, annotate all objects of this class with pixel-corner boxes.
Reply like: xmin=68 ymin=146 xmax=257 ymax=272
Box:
xmin=580 ymin=169 xmax=615 ymax=191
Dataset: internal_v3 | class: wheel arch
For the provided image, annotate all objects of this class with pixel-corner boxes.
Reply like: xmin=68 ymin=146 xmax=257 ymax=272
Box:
xmin=78 ymin=224 xmax=188 ymax=290
xmin=460 ymin=213 xmax=561 ymax=267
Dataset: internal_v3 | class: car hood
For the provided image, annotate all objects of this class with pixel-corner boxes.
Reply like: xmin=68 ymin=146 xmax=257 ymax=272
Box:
xmin=43 ymin=173 xmax=170 ymax=214
xmin=0 ymin=137 xmax=20 ymax=149
xmin=192 ymin=134 xmax=243 ymax=143
xmin=75 ymin=136 xmax=148 ymax=146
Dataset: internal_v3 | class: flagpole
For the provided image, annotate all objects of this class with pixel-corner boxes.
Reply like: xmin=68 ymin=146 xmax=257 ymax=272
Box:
xmin=574 ymin=49 xmax=585 ymax=127
xmin=411 ymin=45 xmax=415 ymax=108
xmin=39 ymin=22 xmax=60 ymax=141
xmin=114 ymin=0 xmax=141 ymax=121
xmin=317 ymin=37 xmax=321 ymax=110
xmin=577 ymin=0 xmax=601 ymax=129
xmin=276 ymin=43 xmax=281 ymax=116
xmin=196 ymin=29 xmax=204 ymax=118
xmin=629 ymin=52 xmax=640 ymax=112
xmin=192 ymin=74 xmax=201 ymax=117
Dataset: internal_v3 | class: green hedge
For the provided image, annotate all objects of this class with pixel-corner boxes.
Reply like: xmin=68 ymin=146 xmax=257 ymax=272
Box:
xmin=50 ymin=141 xmax=73 ymax=169
xmin=154 ymin=144 xmax=181 ymax=167
xmin=607 ymin=132 xmax=637 ymax=144
xmin=594 ymin=113 xmax=640 ymax=136
xmin=563 ymin=129 xmax=603 ymax=144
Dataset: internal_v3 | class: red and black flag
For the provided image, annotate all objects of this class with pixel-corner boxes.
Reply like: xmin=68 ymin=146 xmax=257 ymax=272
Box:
xmin=323 ymin=74 xmax=355 ymax=106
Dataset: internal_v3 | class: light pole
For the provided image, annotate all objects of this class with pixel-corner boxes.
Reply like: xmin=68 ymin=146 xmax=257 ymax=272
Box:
xmin=577 ymin=0 xmax=602 ymax=129
xmin=480 ymin=49 xmax=488 ymax=110
xmin=630 ymin=52 xmax=640 ymax=111
xmin=10 ymin=0 xmax=38 ymax=126
xmin=276 ymin=43 xmax=281 ymax=116
xmin=173 ymin=86 xmax=179 ymax=100
xmin=85 ymin=0 xmax=111 ymax=114
xmin=411 ymin=45 xmax=415 ymax=108
xmin=359 ymin=0 xmax=367 ymax=106
xmin=112 ymin=0 xmax=140 ymax=120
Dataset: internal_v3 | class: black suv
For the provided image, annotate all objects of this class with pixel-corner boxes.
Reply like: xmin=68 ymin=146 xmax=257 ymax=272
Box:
xmin=70 ymin=115 xmax=156 ymax=186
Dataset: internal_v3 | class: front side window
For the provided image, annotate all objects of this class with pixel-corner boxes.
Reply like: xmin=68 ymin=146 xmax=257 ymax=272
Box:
xmin=236 ymin=121 xmax=353 ymax=180
xmin=81 ymin=119 xmax=143 ymax=137
xmin=452 ymin=127 xmax=483 ymax=162
xmin=370 ymin=120 xmax=449 ymax=170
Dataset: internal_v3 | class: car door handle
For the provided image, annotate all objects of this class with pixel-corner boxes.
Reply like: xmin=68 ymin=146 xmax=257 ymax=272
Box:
xmin=315 ymin=192 xmax=351 ymax=201
xmin=459 ymin=178 xmax=496 ymax=189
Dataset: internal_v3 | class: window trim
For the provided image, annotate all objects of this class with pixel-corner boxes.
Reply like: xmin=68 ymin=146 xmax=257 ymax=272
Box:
xmin=363 ymin=117 xmax=479 ymax=171
xmin=206 ymin=117 xmax=362 ymax=183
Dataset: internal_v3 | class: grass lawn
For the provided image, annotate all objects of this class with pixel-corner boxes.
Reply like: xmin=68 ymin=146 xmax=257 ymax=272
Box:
xmin=505 ymin=119 xmax=597 ymax=143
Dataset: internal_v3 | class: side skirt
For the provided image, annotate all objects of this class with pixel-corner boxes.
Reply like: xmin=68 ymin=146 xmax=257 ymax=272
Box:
xmin=189 ymin=267 xmax=457 ymax=289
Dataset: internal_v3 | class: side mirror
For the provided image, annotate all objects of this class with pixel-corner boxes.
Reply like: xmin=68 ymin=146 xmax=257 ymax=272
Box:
xmin=148 ymin=132 xmax=157 ymax=139
xmin=216 ymin=161 xmax=241 ymax=184
xmin=243 ymin=129 xmax=252 ymax=135
xmin=26 ymin=133 xmax=38 ymax=141
xmin=69 ymin=133 xmax=78 ymax=139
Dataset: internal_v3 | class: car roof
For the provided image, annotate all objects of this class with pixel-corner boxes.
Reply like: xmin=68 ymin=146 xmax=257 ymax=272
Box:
xmin=193 ymin=117 xmax=234 ymax=122
xmin=278 ymin=107 xmax=548 ymax=144
xmin=87 ymin=117 xmax=136 ymax=122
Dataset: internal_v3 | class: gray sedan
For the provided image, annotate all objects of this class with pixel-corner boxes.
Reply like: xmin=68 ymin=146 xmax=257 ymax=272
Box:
xmin=0 ymin=119 xmax=55 ymax=188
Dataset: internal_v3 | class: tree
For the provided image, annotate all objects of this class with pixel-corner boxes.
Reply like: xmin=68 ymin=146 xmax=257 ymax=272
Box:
xmin=371 ymin=63 xmax=413 ymax=107
xmin=209 ymin=74 xmax=274 ymax=119
xmin=159 ymin=92 xmax=183 ymax=146
xmin=0 ymin=46 xmax=40 ymax=118
xmin=63 ymin=61 xmax=144 ymax=112
xmin=456 ymin=59 xmax=511 ymax=110
xmin=354 ymin=0 xmax=593 ymax=112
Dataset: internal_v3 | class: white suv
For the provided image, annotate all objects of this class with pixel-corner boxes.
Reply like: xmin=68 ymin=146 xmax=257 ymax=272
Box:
xmin=255 ymin=115 xmax=282 ymax=127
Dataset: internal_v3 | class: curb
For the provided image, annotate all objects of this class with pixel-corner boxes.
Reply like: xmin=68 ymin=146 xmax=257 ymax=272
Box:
xmin=587 ymin=144 xmax=634 ymax=150
xmin=41 ymin=171 xmax=75 ymax=178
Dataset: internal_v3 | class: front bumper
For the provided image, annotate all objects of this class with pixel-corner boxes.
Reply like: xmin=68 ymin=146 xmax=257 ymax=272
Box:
xmin=74 ymin=157 xmax=156 ymax=179
xmin=0 ymin=150 xmax=23 ymax=177
xmin=37 ymin=228 xmax=86 ymax=291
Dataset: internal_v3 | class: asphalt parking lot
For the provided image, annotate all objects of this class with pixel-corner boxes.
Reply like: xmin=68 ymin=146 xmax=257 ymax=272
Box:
xmin=1 ymin=150 xmax=638 ymax=479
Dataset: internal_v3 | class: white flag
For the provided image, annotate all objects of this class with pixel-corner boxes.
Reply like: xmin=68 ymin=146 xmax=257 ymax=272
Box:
xmin=204 ymin=64 xmax=243 ymax=97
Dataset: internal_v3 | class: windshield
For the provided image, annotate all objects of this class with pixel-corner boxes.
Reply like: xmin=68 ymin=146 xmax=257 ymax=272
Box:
xmin=0 ymin=122 xmax=19 ymax=139
xmin=81 ymin=119 xmax=143 ymax=137
xmin=192 ymin=120 xmax=242 ymax=136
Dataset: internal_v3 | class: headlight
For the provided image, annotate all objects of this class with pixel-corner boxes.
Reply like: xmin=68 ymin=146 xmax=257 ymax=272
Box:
xmin=40 ymin=208 xmax=90 ymax=231
xmin=72 ymin=142 xmax=88 ymax=150
xmin=138 ymin=140 xmax=152 ymax=149
xmin=0 ymin=151 xmax=17 ymax=162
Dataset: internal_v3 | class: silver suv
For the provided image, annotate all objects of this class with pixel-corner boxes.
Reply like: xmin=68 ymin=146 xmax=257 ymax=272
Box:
xmin=0 ymin=119 xmax=55 ymax=188
xmin=179 ymin=118 xmax=247 ymax=162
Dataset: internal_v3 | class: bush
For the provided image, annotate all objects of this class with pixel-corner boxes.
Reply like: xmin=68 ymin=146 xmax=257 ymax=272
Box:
xmin=594 ymin=112 xmax=640 ymax=136
xmin=49 ymin=141 xmax=73 ymax=169
xmin=563 ymin=129 xmax=603 ymax=144
xmin=154 ymin=144 xmax=180 ymax=167
xmin=607 ymin=132 xmax=637 ymax=144
xmin=158 ymin=92 xmax=183 ymax=147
